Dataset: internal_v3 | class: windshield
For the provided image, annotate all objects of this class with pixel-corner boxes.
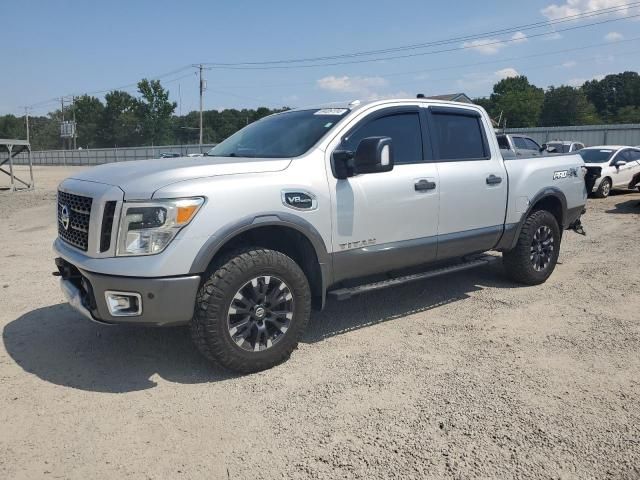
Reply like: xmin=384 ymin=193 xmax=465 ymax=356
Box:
xmin=548 ymin=143 xmax=570 ymax=153
xmin=207 ymin=108 xmax=349 ymax=158
xmin=579 ymin=149 xmax=615 ymax=163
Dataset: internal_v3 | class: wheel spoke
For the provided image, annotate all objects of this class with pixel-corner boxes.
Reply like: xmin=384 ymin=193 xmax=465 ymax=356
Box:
xmin=227 ymin=275 xmax=294 ymax=353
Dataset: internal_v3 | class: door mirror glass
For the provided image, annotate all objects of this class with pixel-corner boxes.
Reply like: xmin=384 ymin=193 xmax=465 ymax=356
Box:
xmin=332 ymin=137 xmax=394 ymax=179
xmin=353 ymin=136 xmax=394 ymax=175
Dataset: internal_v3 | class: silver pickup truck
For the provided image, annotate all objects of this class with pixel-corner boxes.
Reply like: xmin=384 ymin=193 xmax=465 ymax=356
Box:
xmin=54 ymin=99 xmax=589 ymax=372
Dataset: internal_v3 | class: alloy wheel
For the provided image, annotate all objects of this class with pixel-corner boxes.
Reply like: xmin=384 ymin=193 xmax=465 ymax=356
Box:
xmin=227 ymin=275 xmax=294 ymax=352
xmin=530 ymin=225 xmax=554 ymax=272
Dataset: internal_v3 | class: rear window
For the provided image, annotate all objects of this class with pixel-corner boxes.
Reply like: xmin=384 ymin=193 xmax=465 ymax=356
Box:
xmin=431 ymin=113 xmax=487 ymax=160
xmin=548 ymin=143 xmax=571 ymax=153
xmin=497 ymin=135 xmax=510 ymax=150
xmin=579 ymin=149 xmax=615 ymax=163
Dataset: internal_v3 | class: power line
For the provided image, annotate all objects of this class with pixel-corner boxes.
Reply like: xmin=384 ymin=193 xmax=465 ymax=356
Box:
xmin=209 ymin=36 xmax=640 ymax=91
xmin=201 ymin=12 xmax=640 ymax=70
xmin=200 ymin=3 xmax=640 ymax=66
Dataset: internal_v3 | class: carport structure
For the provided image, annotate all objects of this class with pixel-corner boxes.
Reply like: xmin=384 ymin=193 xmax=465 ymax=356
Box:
xmin=0 ymin=139 xmax=34 ymax=191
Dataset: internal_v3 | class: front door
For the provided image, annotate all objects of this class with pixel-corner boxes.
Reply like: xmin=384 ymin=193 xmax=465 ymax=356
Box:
xmin=613 ymin=149 xmax=640 ymax=188
xmin=426 ymin=106 xmax=508 ymax=260
xmin=326 ymin=107 xmax=440 ymax=283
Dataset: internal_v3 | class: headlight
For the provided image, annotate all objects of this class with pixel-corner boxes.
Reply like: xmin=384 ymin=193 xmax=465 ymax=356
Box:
xmin=116 ymin=197 xmax=204 ymax=256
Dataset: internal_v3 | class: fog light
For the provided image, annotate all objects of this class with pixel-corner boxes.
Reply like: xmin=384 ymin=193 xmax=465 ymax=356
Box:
xmin=105 ymin=291 xmax=142 ymax=316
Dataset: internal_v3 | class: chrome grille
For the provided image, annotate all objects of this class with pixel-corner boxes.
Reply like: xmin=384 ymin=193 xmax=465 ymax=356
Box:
xmin=58 ymin=191 xmax=92 ymax=251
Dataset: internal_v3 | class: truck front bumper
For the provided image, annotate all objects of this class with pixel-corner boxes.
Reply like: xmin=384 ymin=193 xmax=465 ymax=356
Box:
xmin=55 ymin=257 xmax=201 ymax=326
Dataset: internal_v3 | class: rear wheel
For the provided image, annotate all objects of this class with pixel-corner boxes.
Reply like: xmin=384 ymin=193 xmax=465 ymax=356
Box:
xmin=191 ymin=248 xmax=311 ymax=373
xmin=595 ymin=177 xmax=611 ymax=198
xmin=503 ymin=210 xmax=561 ymax=285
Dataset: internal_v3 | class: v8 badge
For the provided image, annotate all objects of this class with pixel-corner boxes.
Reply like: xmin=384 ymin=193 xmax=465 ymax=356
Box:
xmin=282 ymin=190 xmax=317 ymax=211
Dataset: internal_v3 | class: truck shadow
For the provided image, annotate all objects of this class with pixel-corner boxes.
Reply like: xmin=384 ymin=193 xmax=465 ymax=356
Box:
xmin=605 ymin=197 xmax=640 ymax=214
xmin=3 ymin=262 xmax=518 ymax=393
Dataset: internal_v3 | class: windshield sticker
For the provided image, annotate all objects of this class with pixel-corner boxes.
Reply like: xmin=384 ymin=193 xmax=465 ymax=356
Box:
xmin=314 ymin=108 xmax=349 ymax=116
xmin=324 ymin=122 xmax=334 ymax=128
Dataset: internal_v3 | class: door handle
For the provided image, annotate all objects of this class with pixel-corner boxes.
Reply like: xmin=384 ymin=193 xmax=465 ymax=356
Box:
xmin=414 ymin=179 xmax=436 ymax=191
xmin=486 ymin=174 xmax=502 ymax=185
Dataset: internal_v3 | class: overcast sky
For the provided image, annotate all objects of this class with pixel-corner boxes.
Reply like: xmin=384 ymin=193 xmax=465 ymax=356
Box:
xmin=2 ymin=0 xmax=640 ymax=115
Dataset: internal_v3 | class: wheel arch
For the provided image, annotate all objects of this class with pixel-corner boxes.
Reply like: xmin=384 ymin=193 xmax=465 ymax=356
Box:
xmin=190 ymin=213 xmax=331 ymax=310
xmin=503 ymin=188 xmax=567 ymax=251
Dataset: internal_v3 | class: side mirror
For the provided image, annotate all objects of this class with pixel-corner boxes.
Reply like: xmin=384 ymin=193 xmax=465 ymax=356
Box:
xmin=614 ymin=160 xmax=627 ymax=167
xmin=546 ymin=146 xmax=557 ymax=153
xmin=332 ymin=137 xmax=394 ymax=179
xmin=541 ymin=144 xmax=547 ymax=151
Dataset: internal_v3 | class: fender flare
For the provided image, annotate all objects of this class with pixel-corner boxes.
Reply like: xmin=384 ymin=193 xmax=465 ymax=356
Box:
xmin=189 ymin=212 xmax=332 ymax=304
xmin=498 ymin=187 xmax=568 ymax=252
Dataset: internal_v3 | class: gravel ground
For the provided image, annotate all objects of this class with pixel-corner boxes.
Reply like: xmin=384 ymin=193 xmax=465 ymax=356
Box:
xmin=1 ymin=166 xmax=639 ymax=479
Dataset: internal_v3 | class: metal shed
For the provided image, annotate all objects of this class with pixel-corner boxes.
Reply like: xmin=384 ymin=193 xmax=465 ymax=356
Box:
xmin=0 ymin=139 xmax=34 ymax=191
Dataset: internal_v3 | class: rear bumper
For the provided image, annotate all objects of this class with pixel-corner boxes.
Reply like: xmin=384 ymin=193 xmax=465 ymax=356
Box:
xmin=56 ymin=257 xmax=201 ymax=326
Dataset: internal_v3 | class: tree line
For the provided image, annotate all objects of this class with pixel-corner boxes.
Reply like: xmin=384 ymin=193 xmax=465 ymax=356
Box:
xmin=474 ymin=71 xmax=640 ymax=128
xmin=0 ymin=79 xmax=286 ymax=150
xmin=1 ymin=71 xmax=639 ymax=149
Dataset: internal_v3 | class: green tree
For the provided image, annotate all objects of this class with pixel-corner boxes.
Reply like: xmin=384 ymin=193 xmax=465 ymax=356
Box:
xmin=489 ymin=76 xmax=544 ymax=128
xmin=135 ymin=79 xmax=176 ymax=145
xmin=539 ymin=86 xmax=600 ymax=127
xmin=0 ymin=114 xmax=25 ymax=139
xmin=73 ymin=95 xmax=104 ymax=148
xmin=101 ymin=91 xmax=140 ymax=147
xmin=583 ymin=72 xmax=640 ymax=122
xmin=614 ymin=105 xmax=640 ymax=123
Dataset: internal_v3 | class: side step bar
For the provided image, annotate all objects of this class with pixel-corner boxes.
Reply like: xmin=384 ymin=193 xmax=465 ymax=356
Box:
xmin=328 ymin=254 xmax=499 ymax=301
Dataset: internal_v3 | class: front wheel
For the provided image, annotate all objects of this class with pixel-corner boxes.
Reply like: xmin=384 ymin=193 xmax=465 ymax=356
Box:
xmin=595 ymin=177 xmax=611 ymax=198
xmin=503 ymin=210 xmax=561 ymax=285
xmin=191 ymin=248 xmax=311 ymax=373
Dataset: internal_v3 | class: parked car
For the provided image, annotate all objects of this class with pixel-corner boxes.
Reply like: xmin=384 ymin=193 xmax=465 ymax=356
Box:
xmin=578 ymin=146 xmax=640 ymax=198
xmin=496 ymin=134 xmax=545 ymax=157
xmin=544 ymin=140 xmax=585 ymax=153
xmin=54 ymin=99 xmax=588 ymax=372
xmin=187 ymin=153 xmax=204 ymax=157
xmin=159 ymin=152 xmax=180 ymax=158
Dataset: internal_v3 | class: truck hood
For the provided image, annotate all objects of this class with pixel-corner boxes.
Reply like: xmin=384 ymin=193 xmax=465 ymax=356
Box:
xmin=69 ymin=155 xmax=292 ymax=199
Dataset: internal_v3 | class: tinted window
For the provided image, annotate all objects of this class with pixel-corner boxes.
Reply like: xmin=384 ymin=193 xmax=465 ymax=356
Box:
xmin=496 ymin=135 xmax=510 ymax=150
xmin=208 ymin=108 xmax=348 ymax=158
xmin=524 ymin=138 xmax=541 ymax=151
xmin=579 ymin=149 xmax=615 ymax=163
xmin=548 ymin=142 xmax=570 ymax=153
xmin=628 ymin=150 xmax=640 ymax=161
xmin=431 ymin=113 xmax=487 ymax=160
xmin=343 ymin=112 xmax=423 ymax=165
xmin=513 ymin=137 xmax=529 ymax=150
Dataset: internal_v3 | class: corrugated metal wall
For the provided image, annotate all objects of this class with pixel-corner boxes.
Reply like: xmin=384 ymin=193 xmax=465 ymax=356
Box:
xmin=503 ymin=124 xmax=640 ymax=147
xmin=11 ymin=144 xmax=216 ymax=166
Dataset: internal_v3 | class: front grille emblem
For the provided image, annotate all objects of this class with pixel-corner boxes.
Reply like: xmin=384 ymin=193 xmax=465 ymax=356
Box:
xmin=61 ymin=205 xmax=70 ymax=230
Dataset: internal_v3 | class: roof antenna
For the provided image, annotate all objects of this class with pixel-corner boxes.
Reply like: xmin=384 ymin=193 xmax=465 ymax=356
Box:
xmin=416 ymin=93 xmax=426 ymax=98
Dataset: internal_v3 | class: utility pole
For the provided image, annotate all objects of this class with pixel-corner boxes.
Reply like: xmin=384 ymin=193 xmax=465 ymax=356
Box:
xmin=199 ymin=64 xmax=205 ymax=149
xmin=61 ymin=97 xmax=65 ymax=150
xmin=72 ymin=96 xmax=77 ymax=150
xmin=24 ymin=107 xmax=30 ymax=143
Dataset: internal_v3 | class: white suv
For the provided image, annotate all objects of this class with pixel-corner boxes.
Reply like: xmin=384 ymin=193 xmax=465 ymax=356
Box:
xmin=579 ymin=146 xmax=640 ymax=197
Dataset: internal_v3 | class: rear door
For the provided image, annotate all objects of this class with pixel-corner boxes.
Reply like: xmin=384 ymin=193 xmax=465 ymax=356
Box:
xmin=621 ymin=149 xmax=640 ymax=188
xmin=327 ymin=106 xmax=440 ymax=282
xmin=612 ymin=149 xmax=638 ymax=188
xmin=426 ymin=106 xmax=508 ymax=260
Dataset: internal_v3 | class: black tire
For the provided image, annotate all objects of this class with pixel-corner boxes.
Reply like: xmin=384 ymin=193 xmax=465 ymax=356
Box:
xmin=191 ymin=248 xmax=311 ymax=373
xmin=503 ymin=210 xmax=561 ymax=285
xmin=595 ymin=177 xmax=611 ymax=198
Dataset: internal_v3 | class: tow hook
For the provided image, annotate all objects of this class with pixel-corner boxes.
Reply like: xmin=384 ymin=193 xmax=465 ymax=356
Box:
xmin=569 ymin=218 xmax=586 ymax=236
